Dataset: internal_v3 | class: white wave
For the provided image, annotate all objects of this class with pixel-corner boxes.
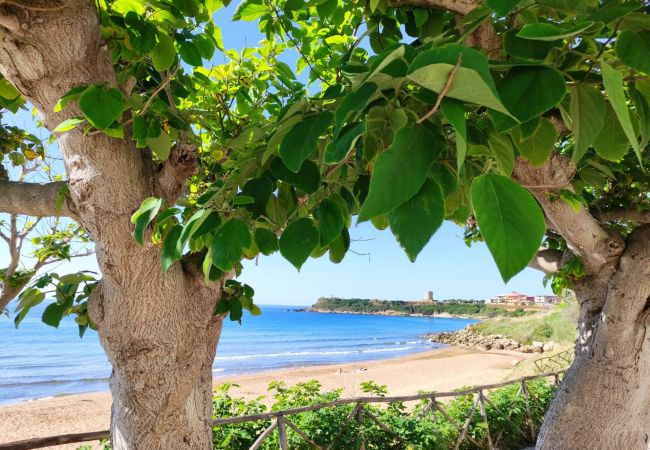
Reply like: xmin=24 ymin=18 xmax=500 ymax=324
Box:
xmin=216 ymin=347 xmax=414 ymax=361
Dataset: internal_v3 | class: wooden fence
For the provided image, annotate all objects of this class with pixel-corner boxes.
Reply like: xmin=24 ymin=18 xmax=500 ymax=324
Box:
xmin=0 ymin=371 xmax=564 ymax=450
xmin=533 ymin=349 xmax=573 ymax=373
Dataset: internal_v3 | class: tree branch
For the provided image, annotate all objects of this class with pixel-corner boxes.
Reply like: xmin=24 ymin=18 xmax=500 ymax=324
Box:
xmin=154 ymin=141 xmax=198 ymax=204
xmin=592 ymin=208 xmax=650 ymax=224
xmin=514 ymin=154 xmax=625 ymax=275
xmin=389 ymin=0 xmax=479 ymax=15
xmin=528 ymin=248 xmax=563 ymax=274
xmin=0 ymin=179 xmax=78 ymax=219
xmin=389 ymin=0 xmax=500 ymax=57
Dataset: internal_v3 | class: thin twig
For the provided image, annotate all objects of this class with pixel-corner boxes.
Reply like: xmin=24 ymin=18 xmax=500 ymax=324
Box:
xmin=139 ymin=68 xmax=178 ymax=117
xmin=417 ymin=54 xmax=462 ymax=124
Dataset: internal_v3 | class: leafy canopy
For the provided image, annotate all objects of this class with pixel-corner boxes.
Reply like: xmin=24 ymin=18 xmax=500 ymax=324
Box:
xmin=3 ymin=0 xmax=650 ymax=329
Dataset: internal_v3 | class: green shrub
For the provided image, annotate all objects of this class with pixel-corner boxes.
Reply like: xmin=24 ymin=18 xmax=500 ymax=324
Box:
xmin=79 ymin=379 xmax=557 ymax=450
xmin=532 ymin=323 xmax=554 ymax=340
xmin=211 ymin=379 xmax=557 ymax=450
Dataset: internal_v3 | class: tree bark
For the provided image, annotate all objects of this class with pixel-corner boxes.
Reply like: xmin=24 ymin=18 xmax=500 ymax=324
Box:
xmin=536 ymin=225 xmax=650 ymax=450
xmin=0 ymin=2 xmax=225 ymax=448
xmin=514 ymin=157 xmax=650 ymax=449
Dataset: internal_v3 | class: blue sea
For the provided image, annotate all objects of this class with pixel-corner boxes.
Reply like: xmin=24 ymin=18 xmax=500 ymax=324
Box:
xmin=0 ymin=304 xmax=476 ymax=405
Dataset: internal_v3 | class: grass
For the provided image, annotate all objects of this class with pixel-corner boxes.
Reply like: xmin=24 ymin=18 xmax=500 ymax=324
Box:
xmin=471 ymin=301 xmax=579 ymax=346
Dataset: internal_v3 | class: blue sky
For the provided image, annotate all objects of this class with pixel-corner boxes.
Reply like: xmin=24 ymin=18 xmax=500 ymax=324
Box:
xmin=0 ymin=2 xmax=552 ymax=307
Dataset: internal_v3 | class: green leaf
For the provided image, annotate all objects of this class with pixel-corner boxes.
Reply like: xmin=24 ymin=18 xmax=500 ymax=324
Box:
xmin=249 ymin=304 xmax=262 ymax=316
xmin=615 ymin=30 xmax=650 ymax=75
xmin=388 ymin=180 xmax=445 ymax=262
xmin=147 ymin=130 xmax=172 ymax=160
xmin=229 ymin=298 xmax=243 ymax=322
xmin=471 ymin=174 xmax=545 ymax=282
xmin=211 ymin=218 xmax=251 ymax=272
xmin=42 ymin=302 xmax=66 ymax=328
xmin=516 ymin=20 xmax=594 ymax=41
xmin=53 ymin=117 xmax=85 ymax=133
xmin=441 ymin=99 xmax=466 ymax=170
xmin=593 ymin=103 xmax=631 ymax=161
xmin=358 ymin=125 xmax=440 ymax=222
xmin=518 ymin=117 xmax=541 ymax=140
xmin=233 ymin=195 xmax=255 ymax=205
xmin=179 ymin=40 xmax=203 ymax=66
xmin=335 ymin=83 xmax=377 ymax=136
xmin=325 ymin=121 xmax=366 ymax=164
xmin=316 ymin=199 xmax=344 ymax=246
xmin=280 ymin=218 xmax=319 ymax=270
xmin=488 ymin=133 xmax=515 ymax=176
xmin=503 ymin=29 xmax=561 ymax=60
xmin=233 ymin=0 xmax=266 ymax=21
xmin=58 ymin=273 xmax=96 ymax=284
xmin=601 ymin=59 xmax=641 ymax=163
xmin=203 ymin=252 xmax=224 ymax=283
xmin=103 ymin=122 xmax=124 ymax=139
xmin=152 ymin=32 xmax=177 ymax=71
xmin=328 ymin=228 xmax=350 ymax=263
xmin=254 ymin=228 xmax=279 ymax=256
xmin=512 ymin=117 xmax=557 ymax=167
xmin=14 ymin=287 xmax=46 ymax=328
xmin=486 ymin=0 xmax=522 ymax=16
xmin=131 ymin=197 xmax=163 ymax=245
xmin=630 ymin=85 xmax=650 ymax=148
xmin=279 ymin=112 xmax=333 ymax=172
xmin=0 ymin=78 xmax=20 ymax=100
xmin=271 ymin=159 xmax=321 ymax=194
xmin=55 ymin=184 xmax=69 ymax=214
xmin=162 ymin=224 xmax=183 ymax=272
xmin=569 ymin=84 xmax=605 ymax=162
xmin=241 ymin=177 xmax=274 ymax=215
xmin=78 ymin=85 xmax=125 ymax=130
xmin=408 ymin=45 xmax=512 ymax=117
xmin=54 ymin=85 xmax=87 ymax=113
xmin=492 ymin=66 xmax=566 ymax=129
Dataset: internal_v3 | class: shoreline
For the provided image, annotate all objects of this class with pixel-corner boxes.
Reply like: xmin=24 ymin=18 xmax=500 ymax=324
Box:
xmin=0 ymin=346 xmax=536 ymax=449
xmin=300 ymin=308 xmax=486 ymax=320
xmin=0 ymin=342 xmax=447 ymax=408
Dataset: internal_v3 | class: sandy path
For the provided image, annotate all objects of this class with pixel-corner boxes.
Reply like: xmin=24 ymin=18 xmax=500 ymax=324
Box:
xmin=0 ymin=347 xmax=532 ymax=449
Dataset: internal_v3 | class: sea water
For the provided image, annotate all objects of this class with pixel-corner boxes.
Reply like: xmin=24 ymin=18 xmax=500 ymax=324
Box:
xmin=0 ymin=304 xmax=476 ymax=404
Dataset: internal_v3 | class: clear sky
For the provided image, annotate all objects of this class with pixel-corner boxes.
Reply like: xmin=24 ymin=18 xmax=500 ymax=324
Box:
xmin=0 ymin=3 xmax=553 ymax=308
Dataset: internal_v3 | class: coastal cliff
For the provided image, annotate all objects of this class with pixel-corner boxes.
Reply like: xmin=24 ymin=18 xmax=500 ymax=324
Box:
xmin=301 ymin=297 xmax=532 ymax=319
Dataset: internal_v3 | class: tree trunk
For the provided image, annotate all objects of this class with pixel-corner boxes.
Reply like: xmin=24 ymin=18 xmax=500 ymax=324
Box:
xmin=96 ymin=284 xmax=224 ymax=449
xmin=537 ymin=225 xmax=650 ymax=450
xmin=0 ymin=2 xmax=225 ymax=448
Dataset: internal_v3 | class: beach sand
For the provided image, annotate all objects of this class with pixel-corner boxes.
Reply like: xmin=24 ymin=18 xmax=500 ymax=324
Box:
xmin=0 ymin=347 xmax=534 ymax=449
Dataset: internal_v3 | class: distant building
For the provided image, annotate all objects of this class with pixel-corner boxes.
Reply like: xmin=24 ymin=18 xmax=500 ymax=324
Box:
xmin=534 ymin=295 xmax=560 ymax=305
xmin=489 ymin=292 xmax=559 ymax=305
xmin=423 ymin=290 xmax=434 ymax=302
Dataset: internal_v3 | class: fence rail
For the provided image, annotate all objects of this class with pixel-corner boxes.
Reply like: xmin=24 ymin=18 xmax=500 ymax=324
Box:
xmin=0 ymin=371 xmax=564 ymax=450
xmin=533 ymin=349 xmax=573 ymax=373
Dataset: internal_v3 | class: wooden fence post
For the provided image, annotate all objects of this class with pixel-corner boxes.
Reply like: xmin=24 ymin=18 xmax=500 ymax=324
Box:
xmin=521 ymin=380 xmax=536 ymax=441
xmin=356 ymin=402 xmax=366 ymax=450
xmin=478 ymin=390 xmax=494 ymax=450
xmin=278 ymin=415 xmax=288 ymax=450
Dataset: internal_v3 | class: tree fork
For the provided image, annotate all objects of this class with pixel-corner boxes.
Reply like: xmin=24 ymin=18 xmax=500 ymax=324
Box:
xmin=0 ymin=2 xmax=225 ymax=448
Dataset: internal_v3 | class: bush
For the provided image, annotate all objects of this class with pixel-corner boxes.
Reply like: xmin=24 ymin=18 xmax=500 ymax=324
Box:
xmin=211 ymin=379 xmax=557 ymax=450
xmin=532 ymin=323 xmax=554 ymax=340
xmin=79 ymin=379 xmax=557 ymax=450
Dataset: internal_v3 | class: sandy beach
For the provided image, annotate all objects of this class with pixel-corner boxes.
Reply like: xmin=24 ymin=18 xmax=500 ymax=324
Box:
xmin=0 ymin=347 xmax=534 ymax=449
